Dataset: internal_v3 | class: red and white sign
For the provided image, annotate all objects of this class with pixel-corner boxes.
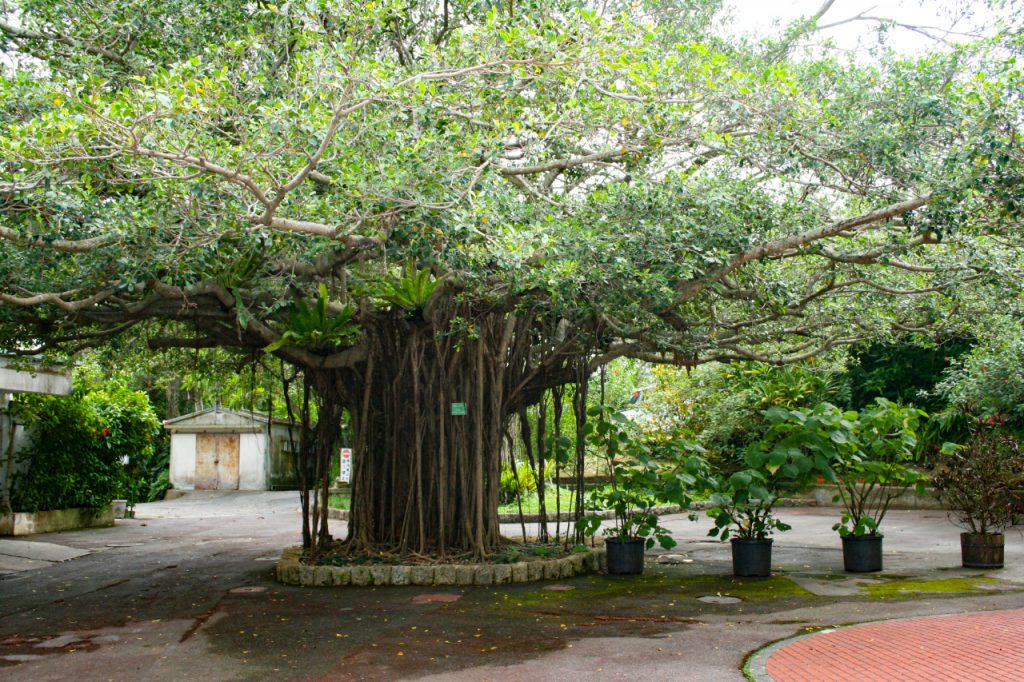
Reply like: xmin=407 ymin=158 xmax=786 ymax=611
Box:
xmin=338 ymin=447 xmax=353 ymax=483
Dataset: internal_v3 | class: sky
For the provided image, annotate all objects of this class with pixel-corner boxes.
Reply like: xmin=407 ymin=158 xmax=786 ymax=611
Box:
xmin=723 ymin=0 xmax=1000 ymax=54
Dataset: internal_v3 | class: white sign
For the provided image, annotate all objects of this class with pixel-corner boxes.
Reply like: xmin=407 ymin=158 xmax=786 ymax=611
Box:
xmin=339 ymin=447 xmax=352 ymax=483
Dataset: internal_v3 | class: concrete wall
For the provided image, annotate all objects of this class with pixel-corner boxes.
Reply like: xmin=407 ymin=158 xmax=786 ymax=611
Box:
xmin=806 ymin=484 xmax=944 ymax=510
xmin=169 ymin=432 xmax=197 ymax=490
xmin=0 ymin=358 xmax=72 ymax=396
xmin=1 ymin=505 xmax=114 ymax=536
xmin=238 ymin=432 xmax=266 ymax=490
xmin=169 ymin=431 xmax=274 ymax=491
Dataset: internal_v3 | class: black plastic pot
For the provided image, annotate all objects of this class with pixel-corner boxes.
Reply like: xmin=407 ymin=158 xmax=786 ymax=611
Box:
xmin=605 ymin=538 xmax=646 ymax=575
xmin=842 ymin=534 xmax=883 ymax=572
xmin=961 ymin=532 xmax=1004 ymax=569
xmin=730 ymin=538 xmax=773 ymax=577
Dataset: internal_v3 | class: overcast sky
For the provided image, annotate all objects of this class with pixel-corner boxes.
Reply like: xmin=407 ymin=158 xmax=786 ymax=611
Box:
xmin=723 ymin=0 xmax=999 ymax=54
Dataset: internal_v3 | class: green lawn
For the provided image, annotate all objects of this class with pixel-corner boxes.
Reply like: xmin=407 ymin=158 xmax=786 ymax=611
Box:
xmin=498 ymin=486 xmax=580 ymax=514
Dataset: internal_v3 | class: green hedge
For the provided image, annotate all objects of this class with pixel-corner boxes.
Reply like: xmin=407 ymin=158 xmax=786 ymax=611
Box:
xmin=10 ymin=383 xmax=160 ymax=512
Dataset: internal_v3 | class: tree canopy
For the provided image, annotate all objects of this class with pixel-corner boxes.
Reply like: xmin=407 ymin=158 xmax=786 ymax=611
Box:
xmin=2 ymin=0 xmax=1022 ymax=556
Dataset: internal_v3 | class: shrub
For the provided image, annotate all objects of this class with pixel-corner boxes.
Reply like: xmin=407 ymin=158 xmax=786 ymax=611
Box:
xmin=10 ymin=382 xmax=161 ymax=512
xmin=932 ymin=422 xmax=1024 ymax=535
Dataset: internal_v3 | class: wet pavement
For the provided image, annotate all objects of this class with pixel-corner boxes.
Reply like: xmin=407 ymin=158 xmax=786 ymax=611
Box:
xmin=0 ymin=492 xmax=1022 ymax=681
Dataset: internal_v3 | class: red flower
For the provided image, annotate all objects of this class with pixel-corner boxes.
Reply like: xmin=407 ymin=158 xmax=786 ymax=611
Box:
xmin=100 ymin=427 xmax=110 ymax=438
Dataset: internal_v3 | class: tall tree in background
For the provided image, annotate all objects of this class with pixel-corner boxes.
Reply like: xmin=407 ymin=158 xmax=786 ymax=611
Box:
xmin=1 ymin=0 xmax=1022 ymax=558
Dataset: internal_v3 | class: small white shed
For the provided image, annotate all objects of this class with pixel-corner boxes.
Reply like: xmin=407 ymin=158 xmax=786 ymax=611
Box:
xmin=164 ymin=408 xmax=302 ymax=491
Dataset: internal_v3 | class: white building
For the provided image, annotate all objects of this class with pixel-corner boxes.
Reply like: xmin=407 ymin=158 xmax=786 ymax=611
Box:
xmin=164 ymin=408 xmax=302 ymax=491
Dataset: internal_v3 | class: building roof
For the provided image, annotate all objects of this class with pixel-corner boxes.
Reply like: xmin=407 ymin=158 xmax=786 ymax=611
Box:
xmin=163 ymin=407 xmax=296 ymax=433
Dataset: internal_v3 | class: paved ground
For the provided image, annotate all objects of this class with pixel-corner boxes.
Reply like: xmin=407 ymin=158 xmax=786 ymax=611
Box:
xmin=0 ymin=539 xmax=90 ymax=574
xmin=0 ymin=492 xmax=1022 ymax=681
xmin=757 ymin=609 xmax=1024 ymax=682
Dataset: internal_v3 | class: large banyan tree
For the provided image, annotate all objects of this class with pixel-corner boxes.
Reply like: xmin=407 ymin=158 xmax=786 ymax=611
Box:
xmin=1 ymin=1 xmax=1022 ymax=558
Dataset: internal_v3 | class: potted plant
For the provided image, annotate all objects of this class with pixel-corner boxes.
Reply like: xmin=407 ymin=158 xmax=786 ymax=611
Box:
xmin=932 ymin=420 xmax=1024 ymax=568
xmin=706 ymin=469 xmax=789 ymax=577
xmin=766 ymin=400 xmax=925 ymax=572
xmin=577 ymin=407 xmax=708 ymax=575
xmin=707 ymin=410 xmax=828 ymax=577
xmin=830 ymin=399 xmax=925 ymax=572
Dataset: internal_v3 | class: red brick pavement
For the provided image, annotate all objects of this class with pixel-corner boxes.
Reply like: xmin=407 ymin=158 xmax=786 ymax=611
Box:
xmin=765 ymin=609 xmax=1024 ymax=682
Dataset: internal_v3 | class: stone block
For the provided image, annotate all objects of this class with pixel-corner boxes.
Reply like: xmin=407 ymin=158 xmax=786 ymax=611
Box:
xmin=370 ymin=565 xmax=392 ymax=586
xmin=350 ymin=566 xmax=372 ymax=586
xmin=455 ymin=565 xmax=476 ymax=586
xmin=569 ymin=553 xmax=585 ymax=574
xmin=473 ymin=565 xmax=494 ymax=585
xmin=493 ymin=564 xmax=512 ymax=584
xmin=332 ymin=567 xmax=351 ymax=586
xmin=527 ymin=561 xmax=544 ymax=582
xmin=299 ymin=564 xmax=315 ymax=586
xmin=313 ymin=566 xmax=333 ymax=587
xmin=391 ymin=565 xmax=412 ymax=586
xmin=511 ymin=562 xmax=529 ymax=583
xmin=434 ymin=565 xmax=457 ymax=585
xmin=543 ymin=559 xmax=561 ymax=580
xmin=583 ymin=550 xmax=599 ymax=572
xmin=558 ymin=557 xmax=574 ymax=578
xmin=411 ymin=566 xmax=435 ymax=586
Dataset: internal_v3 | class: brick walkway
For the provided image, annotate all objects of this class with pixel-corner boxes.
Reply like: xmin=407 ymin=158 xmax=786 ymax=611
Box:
xmin=763 ymin=609 xmax=1024 ymax=682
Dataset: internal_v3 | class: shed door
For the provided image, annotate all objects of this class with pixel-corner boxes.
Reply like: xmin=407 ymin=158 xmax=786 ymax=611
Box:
xmin=194 ymin=434 xmax=240 ymax=490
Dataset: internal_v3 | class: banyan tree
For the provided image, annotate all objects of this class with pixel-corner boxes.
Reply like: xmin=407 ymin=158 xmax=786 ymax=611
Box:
xmin=2 ymin=1 xmax=1022 ymax=558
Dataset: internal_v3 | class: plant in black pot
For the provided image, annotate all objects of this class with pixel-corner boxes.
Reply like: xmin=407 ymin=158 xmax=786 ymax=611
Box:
xmin=577 ymin=407 xmax=708 ymax=575
xmin=932 ymin=419 xmax=1024 ymax=569
xmin=766 ymin=399 xmax=925 ymax=572
xmin=707 ymin=411 xmax=827 ymax=577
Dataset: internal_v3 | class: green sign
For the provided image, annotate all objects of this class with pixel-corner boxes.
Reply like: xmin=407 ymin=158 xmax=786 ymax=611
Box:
xmin=450 ymin=402 xmax=467 ymax=416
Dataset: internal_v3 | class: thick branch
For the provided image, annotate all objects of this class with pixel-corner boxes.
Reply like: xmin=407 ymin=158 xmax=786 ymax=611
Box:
xmin=0 ymin=226 xmax=118 ymax=253
xmin=676 ymin=195 xmax=931 ymax=302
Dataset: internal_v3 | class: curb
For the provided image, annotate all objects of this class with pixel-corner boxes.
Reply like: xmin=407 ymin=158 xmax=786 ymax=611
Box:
xmin=276 ymin=546 xmax=607 ymax=587
xmin=744 ymin=627 xmax=832 ymax=681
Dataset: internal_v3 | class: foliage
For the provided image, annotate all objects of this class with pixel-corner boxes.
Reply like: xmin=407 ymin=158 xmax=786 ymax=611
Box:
xmin=932 ymin=422 xmax=1024 ymax=536
xmin=264 ymin=284 xmax=359 ymax=353
xmin=706 ymin=404 xmax=836 ymax=541
xmin=933 ymin=321 xmax=1024 ymax=431
xmin=760 ymin=399 xmax=926 ymax=537
xmin=576 ymin=406 xmax=708 ymax=549
xmin=498 ymin=459 xmax=557 ymax=504
xmin=379 ymin=264 xmax=440 ymax=312
xmin=846 ymin=341 xmax=971 ymax=412
xmin=9 ymin=370 xmax=162 ymax=511
xmin=643 ymin=362 xmax=846 ymax=464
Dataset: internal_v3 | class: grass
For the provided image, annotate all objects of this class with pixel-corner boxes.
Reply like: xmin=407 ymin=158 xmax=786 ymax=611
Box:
xmin=498 ymin=486 xmax=579 ymax=514
xmin=328 ymin=493 xmax=350 ymax=510
xmin=861 ymin=576 xmax=998 ymax=598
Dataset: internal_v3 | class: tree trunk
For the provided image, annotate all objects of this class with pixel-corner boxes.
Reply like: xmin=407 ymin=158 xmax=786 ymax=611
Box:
xmin=341 ymin=330 xmax=502 ymax=558
xmin=332 ymin=308 xmax=560 ymax=559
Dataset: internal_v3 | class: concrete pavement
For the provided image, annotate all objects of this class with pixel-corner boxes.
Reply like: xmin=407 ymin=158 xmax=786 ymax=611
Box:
xmin=0 ymin=539 xmax=90 ymax=574
xmin=0 ymin=492 xmax=1021 ymax=681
